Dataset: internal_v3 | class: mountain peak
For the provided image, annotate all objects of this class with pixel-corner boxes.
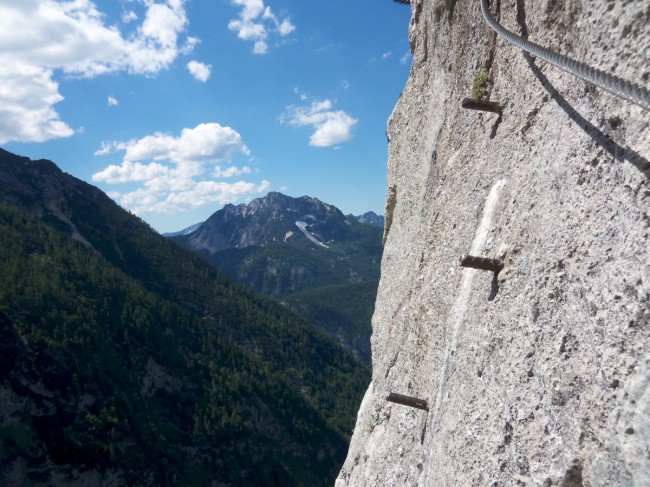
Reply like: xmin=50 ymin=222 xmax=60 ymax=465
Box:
xmin=173 ymin=192 xmax=365 ymax=254
xmin=353 ymin=211 xmax=385 ymax=228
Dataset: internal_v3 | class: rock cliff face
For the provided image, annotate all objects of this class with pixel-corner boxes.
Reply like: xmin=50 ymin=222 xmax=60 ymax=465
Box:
xmin=338 ymin=1 xmax=649 ymax=485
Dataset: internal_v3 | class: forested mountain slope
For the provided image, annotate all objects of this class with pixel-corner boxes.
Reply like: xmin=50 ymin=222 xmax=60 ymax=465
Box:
xmin=0 ymin=149 xmax=369 ymax=486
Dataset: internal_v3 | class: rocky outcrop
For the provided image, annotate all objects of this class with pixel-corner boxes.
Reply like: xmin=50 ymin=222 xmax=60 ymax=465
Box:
xmin=338 ymin=1 xmax=649 ymax=486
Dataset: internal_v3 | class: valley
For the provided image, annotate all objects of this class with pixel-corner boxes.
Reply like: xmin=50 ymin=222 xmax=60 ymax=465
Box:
xmin=170 ymin=192 xmax=384 ymax=366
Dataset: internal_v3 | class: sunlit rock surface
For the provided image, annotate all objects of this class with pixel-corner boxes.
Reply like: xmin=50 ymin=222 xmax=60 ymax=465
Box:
xmin=338 ymin=0 xmax=649 ymax=485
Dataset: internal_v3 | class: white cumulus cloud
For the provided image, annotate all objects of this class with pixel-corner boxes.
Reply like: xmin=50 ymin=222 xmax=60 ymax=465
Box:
xmin=92 ymin=160 xmax=169 ymax=184
xmin=253 ymin=41 xmax=268 ymax=55
xmin=281 ymin=99 xmax=358 ymax=148
xmin=228 ymin=0 xmax=295 ymax=55
xmin=108 ymin=95 xmax=119 ymax=106
xmin=0 ymin=63 xmax=73 ymax=144
xmin=277 ymin=18 xmax=295 ymax=36
xmin=187 ymin=61 xmax=211 ymax=82
xmin=0 ymin=0 xmax=194 ymax=144
xmin=93 ymin=123 xmax=269 ymax=214
xmin=213 ymin=165 xmax=252 ymax=177
xmin=180 ymin=36 xmax=200 ymax=55
xmin=122 ymin=10 xmax=138 ymax=23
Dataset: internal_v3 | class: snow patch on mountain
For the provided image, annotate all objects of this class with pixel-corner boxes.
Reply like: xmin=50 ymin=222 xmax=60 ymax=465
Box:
xmin=295 ymin=221 xmax=329 ymax=248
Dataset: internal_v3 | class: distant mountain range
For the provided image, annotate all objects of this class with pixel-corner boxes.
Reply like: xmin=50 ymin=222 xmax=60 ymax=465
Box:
xmin=162 ymin=221 xmax=203 ymax=237
xmin=163 ymin=208 xmax=384 ymax=237
xmin=169 ymin=192 xmax=383 ymax=365
xmin=351 ymin=211 xmax=384 ymax=228
xmin=0 ymin=149 xmax=369 ymax=486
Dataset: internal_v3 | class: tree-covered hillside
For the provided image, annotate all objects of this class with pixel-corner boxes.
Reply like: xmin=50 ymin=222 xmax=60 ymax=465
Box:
xmin=0 ymin=149 xmax=370 ymax=486
xmin=210 ymin=240 xmax=380 ymax=365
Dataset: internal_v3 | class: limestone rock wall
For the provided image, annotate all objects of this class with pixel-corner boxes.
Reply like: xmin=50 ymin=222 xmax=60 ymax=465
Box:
xmin=337 ymin=0 xmax=649 ymax=485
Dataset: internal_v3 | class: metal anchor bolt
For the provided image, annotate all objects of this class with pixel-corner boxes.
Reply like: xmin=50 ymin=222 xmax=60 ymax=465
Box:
xmin=459 ymin=254 xmax=503 ymax=272
xmin=461 ymin=97 xmax=502 ymax=114
xmin=386 ymin=392 xmax=429 ymax=411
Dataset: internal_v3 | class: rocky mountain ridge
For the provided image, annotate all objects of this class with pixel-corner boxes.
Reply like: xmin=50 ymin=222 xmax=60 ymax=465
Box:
xmin=179 ymin=191 xmax=373 ymax=253
xmin=165 ymin=204 xmax=384 ymax=240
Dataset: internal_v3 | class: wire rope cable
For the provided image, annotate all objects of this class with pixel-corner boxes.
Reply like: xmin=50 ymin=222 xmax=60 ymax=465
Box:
xmin=480 ymin=0 xmax=650 ymax=111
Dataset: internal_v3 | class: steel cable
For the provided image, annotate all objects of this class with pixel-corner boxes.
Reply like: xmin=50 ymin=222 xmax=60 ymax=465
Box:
xmin=480 ymin=0 xmax=650 ymax=111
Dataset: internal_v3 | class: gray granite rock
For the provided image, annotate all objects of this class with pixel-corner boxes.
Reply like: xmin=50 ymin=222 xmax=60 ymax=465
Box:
xmin=337 ymin=0 xmax=649 ymax=485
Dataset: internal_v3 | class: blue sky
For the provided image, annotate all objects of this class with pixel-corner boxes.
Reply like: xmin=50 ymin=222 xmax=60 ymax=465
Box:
xmin=0 ymin=0 xmax=412 ymax=233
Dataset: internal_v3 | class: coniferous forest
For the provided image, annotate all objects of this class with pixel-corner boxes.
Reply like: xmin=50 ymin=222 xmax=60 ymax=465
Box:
xmin=0 ymin=149 xmax=370 ymax=486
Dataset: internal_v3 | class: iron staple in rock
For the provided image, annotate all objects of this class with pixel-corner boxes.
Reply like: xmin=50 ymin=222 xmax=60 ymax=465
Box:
xmin=459 ymin=254 xmax=504 ymax=272
xmin=461 ymin=97 xmax=503 ymax=113
xmin=386 ymin=392 xmax=429 ymax=411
